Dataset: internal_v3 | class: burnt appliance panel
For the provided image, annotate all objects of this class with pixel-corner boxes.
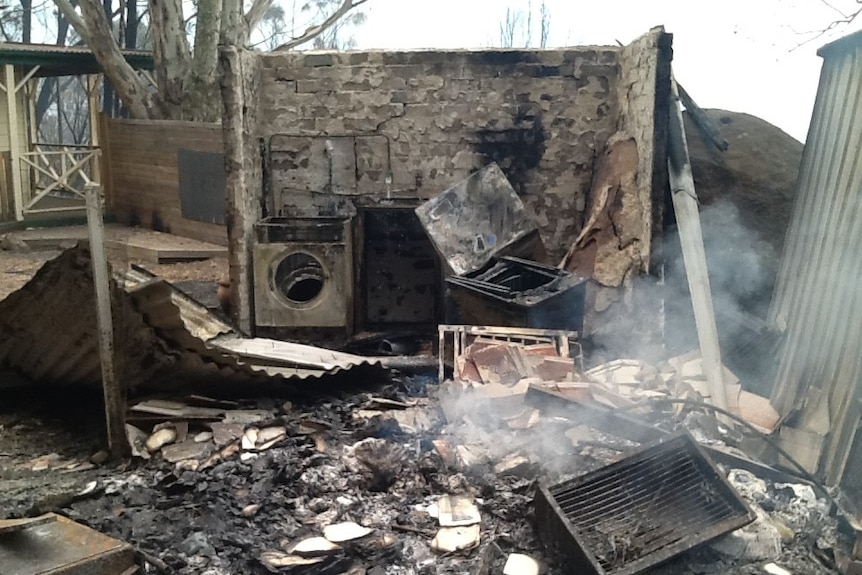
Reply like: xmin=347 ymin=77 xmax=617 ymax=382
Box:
xmin=415 ymin=163 xmax=548 ymax=276
xmin=446 ymin=256 xmax=586 ymax=332
xmin=362 ymin=209 xmax=440 ymax=327
xmin=534 ymin=433 xmax=755 ymax=575
xmin=253 ymin=217 xmax=352 ymax=331
xmin=267 ymin=134 xmax=391 ymax=217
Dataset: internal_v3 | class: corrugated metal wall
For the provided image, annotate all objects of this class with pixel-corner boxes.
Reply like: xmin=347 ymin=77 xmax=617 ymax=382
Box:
xmin=768 ymin=31 xmax=862 ymax=484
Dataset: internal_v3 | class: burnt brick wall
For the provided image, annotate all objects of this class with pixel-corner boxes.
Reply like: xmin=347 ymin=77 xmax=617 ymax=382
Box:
xmin=256 ymin=48 xmax=621 ymax=262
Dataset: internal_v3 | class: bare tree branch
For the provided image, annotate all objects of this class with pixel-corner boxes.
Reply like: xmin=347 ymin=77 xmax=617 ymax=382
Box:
xmin=52 ymin=0 xmax=89 ymax=36
xmin=53 ymin=0 xmax=155 ymax=118
xmin=273 ymin=0 xmax=367 ymax=51
xmin=791 ymin=0 xmax=862 ymax=51
xmin=244 ymin=0 xmax=273 ymax=36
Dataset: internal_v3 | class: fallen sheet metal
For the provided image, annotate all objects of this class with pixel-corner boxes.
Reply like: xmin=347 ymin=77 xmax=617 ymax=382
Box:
xmin=534 ymin=433 xmax=754 ymax=575
xmin=124 ymin=269 xmax=385 ymax=381
xmin=0 ymin=246 xmax=164 ymax=387
xmin=0 ymin=513 xmax=135 ymax=575
xmin=415 ymin=163 xmax=547 ymax=276
xmin=0 ymin=245 xmax=386 ymax=387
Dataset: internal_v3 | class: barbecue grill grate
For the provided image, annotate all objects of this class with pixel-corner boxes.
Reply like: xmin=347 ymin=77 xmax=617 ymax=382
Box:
xmin=535 ymin=433 xmax=755 ymax=575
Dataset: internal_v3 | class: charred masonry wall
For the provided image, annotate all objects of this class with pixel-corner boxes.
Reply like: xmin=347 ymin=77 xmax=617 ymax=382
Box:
xmin=256 ymin=47 xmax=621 ymax=262
xmin=221 ymin=29 xmax=671 ymax=340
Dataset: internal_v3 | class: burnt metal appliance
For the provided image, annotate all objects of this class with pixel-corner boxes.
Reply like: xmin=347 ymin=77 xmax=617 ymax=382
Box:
xmin=446 ymin=256 xmax=586 ymax=332
xmin=253 ymin=217 xmax=352 ymax=335
xmin=414 ymin=162 xmax=548 ymax=276
xmin=534 ymin=433 xmax=755 ymax=575
xmin=0 ymin=514 xmax=136 ymax=575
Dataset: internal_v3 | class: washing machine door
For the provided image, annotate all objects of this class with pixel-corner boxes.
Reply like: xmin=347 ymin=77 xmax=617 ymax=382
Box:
xmin=254 ymin=243 xmax=349 ymax=327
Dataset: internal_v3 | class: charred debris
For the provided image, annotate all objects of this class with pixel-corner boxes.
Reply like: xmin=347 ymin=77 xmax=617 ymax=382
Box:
xmin=1 ymin=52 xmax=860 ymax=575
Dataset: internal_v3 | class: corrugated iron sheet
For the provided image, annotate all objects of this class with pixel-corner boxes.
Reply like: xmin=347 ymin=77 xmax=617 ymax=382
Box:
xmin=0 ymin=248 xmax=165 ymax=387
xmin=0 ymin=246 xmax=386 ymax=387
xmin=767 ymin=31 xmax=862 ymax=483
xmin=0 ymin=42 xmax=151 ymax=58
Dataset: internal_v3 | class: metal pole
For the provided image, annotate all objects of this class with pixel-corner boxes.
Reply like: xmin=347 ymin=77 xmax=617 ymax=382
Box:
xmin=85 ymin=182 xmax=128 ymax=458
xmin=667 ymin=77 xmax=728 ymax=411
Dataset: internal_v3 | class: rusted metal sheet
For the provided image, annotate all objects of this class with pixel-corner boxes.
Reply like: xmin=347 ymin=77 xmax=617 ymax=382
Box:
xmin=123 ymin=269 xmax=386 ymax=382
xmin=0 ymin=513 xmax=135 ymax=575
xmin=0 ymin=245 xmax=386 ymax=387
xmin=0 ymin=246 xmax=163 ymax=387
xmin=766 ymin=30 xmax=862 ymax=485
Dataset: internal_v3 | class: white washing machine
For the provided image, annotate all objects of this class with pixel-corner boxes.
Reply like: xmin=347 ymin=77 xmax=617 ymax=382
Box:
xmin=253 ymin=218 xmax=352 ymax=329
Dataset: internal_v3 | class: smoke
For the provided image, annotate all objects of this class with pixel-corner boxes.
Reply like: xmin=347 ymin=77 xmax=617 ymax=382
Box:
xmin=585 ymin=199 xmax=782 ymax=393
xmin=439 ymin=382 xmax=644 ymax=482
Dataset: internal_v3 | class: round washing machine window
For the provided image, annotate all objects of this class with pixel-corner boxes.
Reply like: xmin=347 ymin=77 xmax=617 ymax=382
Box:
xmin=272 ymin=252 xmax=328 ymax=308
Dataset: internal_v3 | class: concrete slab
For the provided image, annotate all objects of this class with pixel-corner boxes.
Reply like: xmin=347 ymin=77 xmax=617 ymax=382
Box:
xmin=8 ymin=224 xmax=226 ymax=263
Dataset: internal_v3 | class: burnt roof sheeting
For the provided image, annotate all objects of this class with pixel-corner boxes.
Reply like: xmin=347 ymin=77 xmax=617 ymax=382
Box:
xmin=0 ymin=247 xmax=164 ymax=387
xmin=767 ymin=30 xmax=862 ymax=484
xmin=0 ymin=42 xmax=154 ymax=77
xmin=0 ymin=245 xmax=386 ymax=387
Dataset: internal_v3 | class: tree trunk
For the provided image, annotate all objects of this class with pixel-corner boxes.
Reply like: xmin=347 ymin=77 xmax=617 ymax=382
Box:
xmin=55 ymin=0 xmax=156 ymax=118
xmin=219 ymin=45 xmax=261 ymax=334
xmin=21 ymin=0 xmax=32 ymax=43
xmin=125 ymin=0 xmax=137 ymax=48
xmin=102 ymin=0 xmax=115 ymax=115
xmin=37 ymin=6 xmax=74 ymax=127
xmin=188 ymin=0 xmax=222 ymax=121
xmin=148 ymin=0 xmax=191 ymax=118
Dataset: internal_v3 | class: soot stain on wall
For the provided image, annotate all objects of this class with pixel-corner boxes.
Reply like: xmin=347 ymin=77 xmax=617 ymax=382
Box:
xmin=474 ymin=105 xmax=547 ymax=194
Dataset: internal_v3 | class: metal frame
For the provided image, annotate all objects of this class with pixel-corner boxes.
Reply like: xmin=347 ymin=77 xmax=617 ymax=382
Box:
xmin=437 ymin=324 xmax=582 ymax=383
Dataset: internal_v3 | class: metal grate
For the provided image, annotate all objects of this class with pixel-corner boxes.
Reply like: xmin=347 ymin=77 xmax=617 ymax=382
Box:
xmin=535 ymin=433 xmax=755 ymax=575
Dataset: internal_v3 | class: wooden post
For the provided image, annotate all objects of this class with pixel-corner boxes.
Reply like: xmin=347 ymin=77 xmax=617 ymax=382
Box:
xmin=219 ymin=46 xmax=262 ymax=335
xmin=85 ymin=182 xmax=128 ymax=458
xmin=5 ymin=64 xmax=23 ymax=221
xmin=86 ymin=75 xmax=102 ymax=185
xmin=667 ymin=77 xmax=728 ymax=411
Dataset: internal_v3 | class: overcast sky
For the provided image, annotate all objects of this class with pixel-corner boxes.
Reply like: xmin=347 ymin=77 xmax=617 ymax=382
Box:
xmin=348 ymin=0 xmax=862 ymax=142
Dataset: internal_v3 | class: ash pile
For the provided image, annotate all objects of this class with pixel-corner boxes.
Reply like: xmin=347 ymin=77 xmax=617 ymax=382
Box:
xmin=39 ymin=351 xmax=850 ymax=575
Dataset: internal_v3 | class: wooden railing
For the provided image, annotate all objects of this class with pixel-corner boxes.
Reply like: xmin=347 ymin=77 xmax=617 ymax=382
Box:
xmin=20 ymin=144 xmax=100 ymax=213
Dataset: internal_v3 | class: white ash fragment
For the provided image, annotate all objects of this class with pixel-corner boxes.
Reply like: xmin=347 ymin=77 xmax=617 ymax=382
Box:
xmin=175 ymin=459 xmax=199 ymax=472
xmin=711 ymin=503 xmax=781 ymax=562
xmin=145 ymin=426 xmax=177 ymax=453
xmin=125 ymin=424 xmax=151 ymax=459
xmin=161 ymin=440 xmax=210 ymax=463
xmin=286 ymin=536 xmax=341 ymax=556
xmin=323 ymin=521 xmax=372 ymax=543
xmin=224 ymin=409 xmax=274 ymax=424
xmin=436 ymin=495 xmax=480 ymax=527
xmin=255 ymin=426 xmax=286 ymax=451
xmin=194 ymin=431 xmax=213 ymax=443
xmin=76 ymin=481 xmax=98 ymax=498
xmin=494 ymin=454 xmax=533 ymax=478
xmin=764 ymin=563 xmax=793 ymax=575
xmin=241 ymin=504 xmax=261 ymax=517
xmin=431 ymin=524 xmax=480 ymax=553
xmin=256 ymin=426 xmax=286 ymax=445
xmin=260 ymin=551 xmax=324 ymax=570
xmin=241 ymin=427 xmax=258 ymax=450
xmin=504 ymin=553 xmax=540 ymax=575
